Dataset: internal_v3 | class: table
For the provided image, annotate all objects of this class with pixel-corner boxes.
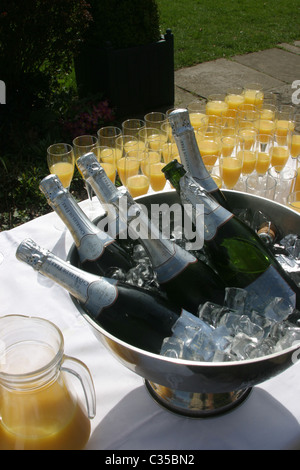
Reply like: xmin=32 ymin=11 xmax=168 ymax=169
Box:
xmin=1 ymin=195 xmax=300 ymax=451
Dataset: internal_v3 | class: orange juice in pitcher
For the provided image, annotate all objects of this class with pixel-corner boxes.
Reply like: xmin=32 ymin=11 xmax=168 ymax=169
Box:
xmin=0 ymin=315 xmax=96 ymax=450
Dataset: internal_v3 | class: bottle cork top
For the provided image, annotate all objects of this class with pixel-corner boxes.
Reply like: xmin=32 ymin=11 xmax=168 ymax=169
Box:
xmin=16 ymin=238 xmax=48 ymax=270
xmin=168 ymin=108 xmax=193 ymax=135
xmin=39 ymin=174 xmax=66 ymax=202
xmin=77 ymin=152 xmax=104 ymax=180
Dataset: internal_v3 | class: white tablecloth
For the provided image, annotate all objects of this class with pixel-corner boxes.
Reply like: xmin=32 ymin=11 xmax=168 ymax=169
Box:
xmin=1 ymin=196 xmax=300 ymax=451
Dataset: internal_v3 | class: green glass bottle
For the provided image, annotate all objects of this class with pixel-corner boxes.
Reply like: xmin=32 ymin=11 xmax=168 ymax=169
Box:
xmin=162 ymin=160 xmax=300 ymax=313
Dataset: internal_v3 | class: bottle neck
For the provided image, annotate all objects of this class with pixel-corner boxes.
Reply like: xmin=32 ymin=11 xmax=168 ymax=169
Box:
xmin=46 ymin=190 xmax=116 ymax=263
xmin=170 ymin=123 xmax=219 ymax=193
xmin=16 ymin=239 xmax=118 ymax=314
xmin=175 ymin=172 xmax=233 ymax=242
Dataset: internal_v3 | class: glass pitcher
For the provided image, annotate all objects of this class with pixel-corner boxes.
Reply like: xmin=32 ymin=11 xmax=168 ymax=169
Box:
xmin=0 ymin=315 xmax=96 ymax=450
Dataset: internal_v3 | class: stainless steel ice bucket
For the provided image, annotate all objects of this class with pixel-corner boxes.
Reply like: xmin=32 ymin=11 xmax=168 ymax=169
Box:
xmin=67 ymin=190 xmax=300 ymax=417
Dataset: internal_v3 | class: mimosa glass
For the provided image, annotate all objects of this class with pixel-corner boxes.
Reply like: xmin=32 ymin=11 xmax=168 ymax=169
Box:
xmin=144 ymin=111 xmax=167 ymax=129
xmin=290 ymin=114 xmax=300 ymax=159
xmin=268 ymin=166 xmax=297 ymax=205
xmin=122 ymin=149 xmax=150 ymax=197
xmin=220 ymin=152 xmax=243 ymax=190
xmin=97 ymin=126 xmax=122 ymax=162
xmin=92 ymin=146 xmax=116 ymax=183
xmin=256 ymin=134 xmax=273 ymax=175
xmin=73 ymin=135 xmax=98 ymax=218
xmin=225 ymin=87 xmax=245 ymax=112
xmin=47 ymin=143 xmax=75 ymax=230
xmin=270 ymin=130 xmax=291 ymax=170
xmin=187 ymin=100 xmax=207 ymax=130
xmin=122 ymin=118 xmax=145 ymax=137
xmin=47 ymin=143 xmax=75 ymax=190
xmin=243 ymin=83 xmax=264 ymax=107
xmin=246 ymin=173 xmax=276 ymax=200
xmin=287 ymin=191 xmax=300 ymax=213
xmin=206 ymin=94 xmax=229 ymax=117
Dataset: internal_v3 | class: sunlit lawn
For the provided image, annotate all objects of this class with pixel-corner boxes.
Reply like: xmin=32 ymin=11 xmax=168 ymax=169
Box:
xmin=157 ymin=0 xmax=300 ymax=69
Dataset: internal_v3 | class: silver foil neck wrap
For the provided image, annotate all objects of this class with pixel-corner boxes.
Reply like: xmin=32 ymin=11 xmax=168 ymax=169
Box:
xmin=168 ymin=108 xmax=193 ymax=136
xmin=77 ymin=152 xmax=105 ymax=180
xmin=39 ymin=174 xmax=67 ymax=204
xmin=16 ymin=238 xmax=49 ymax=271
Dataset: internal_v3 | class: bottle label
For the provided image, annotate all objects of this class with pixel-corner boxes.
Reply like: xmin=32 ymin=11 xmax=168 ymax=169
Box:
xmin=154 ymin=243 xmax=196 ymax=284
xmin=85 ymin=278 xmax=118 ymax=314
xmin=79 ymin=232 xmax=113 ymax=263
xmin=245 ymin=264 xmax=296 ymax=310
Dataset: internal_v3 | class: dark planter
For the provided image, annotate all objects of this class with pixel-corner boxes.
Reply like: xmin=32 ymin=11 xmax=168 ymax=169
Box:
xmin=74 ymin=30 xmax=174 ymax=117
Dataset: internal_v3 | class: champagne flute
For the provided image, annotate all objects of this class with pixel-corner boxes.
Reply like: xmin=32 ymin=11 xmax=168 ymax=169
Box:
xmin=47 ymin=143 xmax=75 ymax=190
xmin=187 ymin=100 xmax=207 ymax=130
xmin=243 ymin=83 xmax=264 ymax=108
xmin=144 ymin=111 xmax=167 ymax=129
xmin=220 ymin=145 xmax=243 ymax=190
xmin=72 ymin=135 xmax=98 ymax=218
xmin=92 ymin=146 xmax=116 ymax=183
xmin=122 ymin=119 xmax=145 ymax=137
xmin=290 ymin=114 xmax=300 ymax=159
xmin=47 ymin=143 xmax=75 ymax=230
xmin=124 ymin=149 xmax=150 ymax=197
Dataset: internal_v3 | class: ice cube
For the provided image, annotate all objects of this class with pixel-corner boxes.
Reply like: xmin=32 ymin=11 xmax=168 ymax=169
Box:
xmin=210 ymin=325 xmax=233 ymax=351
xmin=263 ymin=297 xmax=294 ymax=322
xmin=160 ymin=337 xmax=184 ymax=358
xmin=198 ymin=301 xmax=229 ymax=327
xmin=217 ymin=311 xmax=238 ymax=333
xmin=230 ymin=333 xmax=258 ymax=361
xmin=248 ymin=338 xmax=277 ymax=359
xmin=184 ymin=328 xmax=215 ymax=362
xmin=212 ymin=349 xmax=236 ymax=362
xmin=250 ymin=310 xmax=274 ymax=337
xmin=172 ymin=310 xmax=213 ymax=339
xmin=105 ymin=267 xmax=126 ymax=281
xmin=132 ymin=244 xmax=150 ymax=264
xmin=224 ymin=287 xmax=248 ymax=314
xmin=238 ymin=315 xmax=264 ymax=340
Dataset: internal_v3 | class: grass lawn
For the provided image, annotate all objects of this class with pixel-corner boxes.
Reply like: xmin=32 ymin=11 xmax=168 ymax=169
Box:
xmin=157 ymin=0 xmax=300 ymax=69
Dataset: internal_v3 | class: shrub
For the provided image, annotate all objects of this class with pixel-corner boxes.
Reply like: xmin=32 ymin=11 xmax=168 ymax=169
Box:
xmin=0 ymin=0 xmax=92 ymax=151
xmin=80 ymin=0 xmax=161 ymax=49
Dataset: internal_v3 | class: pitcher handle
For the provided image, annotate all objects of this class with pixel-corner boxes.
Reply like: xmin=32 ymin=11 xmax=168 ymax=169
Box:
xmin=61 ymin=355 xmax=96 ymax=419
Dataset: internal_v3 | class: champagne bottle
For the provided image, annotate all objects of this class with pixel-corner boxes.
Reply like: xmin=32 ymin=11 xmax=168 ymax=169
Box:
xmin=16 ymin=238 xmax=181 ymax=354
xmin=162 ymin=160 xmax=300 ymax=312
xmin=168 ymin=108 xmax=230 ymax=210
xmin=77 ymin=152 xmax=225 ymax=314
xmin=39 ymin=174 xmax=133 ymax=276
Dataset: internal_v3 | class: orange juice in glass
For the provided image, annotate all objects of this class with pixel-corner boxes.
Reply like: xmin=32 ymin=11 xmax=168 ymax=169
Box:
xmin=291 ymin=134 xmax=300 ymax=158
xmin=239 ymin=149 xmax=257 ymax=176
xmin=237 ymin=128 xmax=257 ymax=151
xmin=161 ymin=142 xmax=179 ymax=164
xmin=93 ymin=146 xmax=116 ymax=183
xmin=243 ymin=83 xmax=264 ymax=107
xmin=220 ymin=156 xmax=243 ymax=189
xmin=225 ymin=87 xmax=245 ymax=111
xmin=221 ymin=136 xmax=236 ymax=157
xmin=206 ymin=96 xmax=229 ymax=117
xmin=124 ymin=149 xmax=150 ymax=197
xmin=197 ymin=132 xmax=221 ymax=166
xmin=287 ymin=191 xmax=300 ymax=212
xmin=47 ymin=143 xmax=75 ymax=190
